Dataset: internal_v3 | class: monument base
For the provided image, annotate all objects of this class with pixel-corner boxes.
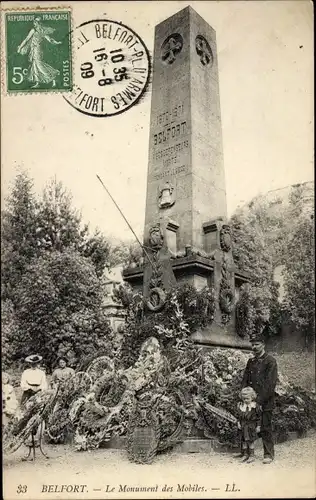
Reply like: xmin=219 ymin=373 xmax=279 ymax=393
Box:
xmin=101 ymin=436 xmax=237 ymax=454
xmin=192 ymin=324 xmax=251 ymax=350
xmin=100 ymin=430 xmax=311 ymax=454
xmin=124 ymin=254 xmax=249 ymax=287
xmin=123 ymin=256 xmax=251 ymax=350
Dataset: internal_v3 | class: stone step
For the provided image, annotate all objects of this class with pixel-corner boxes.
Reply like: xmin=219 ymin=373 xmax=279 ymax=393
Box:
xmin=99 ymin=430 xmax=315 ymax=452
xmin=174 ymin=439 xmax=217 ymax=454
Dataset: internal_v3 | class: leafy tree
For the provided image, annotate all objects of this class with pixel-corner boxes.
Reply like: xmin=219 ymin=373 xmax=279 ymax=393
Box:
xmin=14 ymin=249 xmax=113 ymax=369
xmin=108 ymin=239 xmax=143 ymax=268
xmin=282 ymin=207 xmax=314 ymax=347
xmin=81 ymin=230 xmax=111 ymax=277
xmin=1 ymin=171 xmax=39 ymax=301
xmin=36 ymin=178 xmax=111 ymax=276
xmin=35 ymin=178 xmax=88 ymax=252
xmin=232 ymin=183 xmax=314 ymax=343
xmin=1 ymin=173 xmax=115 ymax=369
xmin=2 ymin=299 xmax=27 ymax=369
xmin=231 ymin=205 xmax=276 ymax=336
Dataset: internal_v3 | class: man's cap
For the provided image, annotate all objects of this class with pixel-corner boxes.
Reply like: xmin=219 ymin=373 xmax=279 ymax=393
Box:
xmin=249 ymin=333 xmax=265 ymax=344
xmin=25 ymin=354 xmax=43 ymax=364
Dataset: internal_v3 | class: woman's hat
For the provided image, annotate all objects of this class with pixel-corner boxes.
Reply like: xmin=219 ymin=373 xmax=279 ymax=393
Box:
xmin=25 ymin=354 xmax=43 ymax=364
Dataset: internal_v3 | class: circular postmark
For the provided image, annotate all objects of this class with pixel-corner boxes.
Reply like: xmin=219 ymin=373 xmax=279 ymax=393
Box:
xmin=64 ymin=19 xmax=150 ymax=117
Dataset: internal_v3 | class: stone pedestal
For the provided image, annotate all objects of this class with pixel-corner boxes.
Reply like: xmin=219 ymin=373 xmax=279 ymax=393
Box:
xmin=123 ymin=219 xmax=251 ymax=349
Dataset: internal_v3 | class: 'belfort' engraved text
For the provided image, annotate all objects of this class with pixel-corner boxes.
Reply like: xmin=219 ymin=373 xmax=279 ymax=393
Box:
xmin=154 ymin=122 xmax=187 ymax=146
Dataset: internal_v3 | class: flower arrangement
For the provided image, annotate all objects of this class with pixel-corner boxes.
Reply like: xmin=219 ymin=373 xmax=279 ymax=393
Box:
xmin=4 ymin=284 xmax=315 ymax=457
xmin=196 ymin=348 xmax=315 ymax=446
xmin=51 ymin=289 xmax=316 ymax=451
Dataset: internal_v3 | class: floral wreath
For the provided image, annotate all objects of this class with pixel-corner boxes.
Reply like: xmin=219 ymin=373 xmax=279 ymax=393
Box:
xmin=146 ymin=287 xmax=166 ymax=312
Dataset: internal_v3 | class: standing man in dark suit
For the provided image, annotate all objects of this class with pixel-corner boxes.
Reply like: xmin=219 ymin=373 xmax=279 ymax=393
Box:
xmin=242 ymin=333 xmax=278 ymax=464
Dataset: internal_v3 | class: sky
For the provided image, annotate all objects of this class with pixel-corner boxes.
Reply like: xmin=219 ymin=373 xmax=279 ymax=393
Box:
xmin=1 ymin=0 xmax=314 ymax=242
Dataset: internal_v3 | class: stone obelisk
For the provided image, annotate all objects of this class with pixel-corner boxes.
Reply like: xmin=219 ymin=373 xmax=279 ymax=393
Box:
xmin=124 ymin=6 xmax=250 ymax=349
xmin=144 ymin=6 xmax=226 ymax=252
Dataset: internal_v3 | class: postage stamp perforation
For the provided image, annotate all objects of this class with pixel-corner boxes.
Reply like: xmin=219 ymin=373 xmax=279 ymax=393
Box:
xmin=1 ymin=4 xmax=73 ymax=96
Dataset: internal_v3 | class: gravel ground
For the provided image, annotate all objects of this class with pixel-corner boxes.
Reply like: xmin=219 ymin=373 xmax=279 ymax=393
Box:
xmin=3 ymin=435 xmax=316 ymax=500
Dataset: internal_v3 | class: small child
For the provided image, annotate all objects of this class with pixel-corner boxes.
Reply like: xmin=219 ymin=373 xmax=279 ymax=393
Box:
xmin=2 ymin=372 xmax=19 ymax=426
xmin=236 ymin=386 xmax=261 ymax=463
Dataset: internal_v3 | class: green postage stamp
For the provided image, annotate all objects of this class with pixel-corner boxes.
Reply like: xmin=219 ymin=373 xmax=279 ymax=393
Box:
xmin=4 ymin=10 xmax=72 ymax=93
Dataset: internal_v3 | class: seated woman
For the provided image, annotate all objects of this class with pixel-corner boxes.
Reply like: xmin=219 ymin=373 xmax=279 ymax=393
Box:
xmin=51 ymin=357 xmax=75 ymax=387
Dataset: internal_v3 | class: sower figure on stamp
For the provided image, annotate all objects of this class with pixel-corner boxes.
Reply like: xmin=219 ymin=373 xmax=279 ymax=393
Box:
xmin=241 ymin=333 xmax=278 ymax=464
xmin=17 ymin=17 xmax=62 ymax=88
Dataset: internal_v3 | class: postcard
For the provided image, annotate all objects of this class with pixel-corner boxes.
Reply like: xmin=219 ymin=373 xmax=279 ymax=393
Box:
xmin=1 ymin=1 xmax=314 ymax=499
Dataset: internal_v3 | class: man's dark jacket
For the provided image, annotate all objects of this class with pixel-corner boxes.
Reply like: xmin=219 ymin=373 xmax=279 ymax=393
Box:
xmin=242 ymin=353 xmax=278 ymax=410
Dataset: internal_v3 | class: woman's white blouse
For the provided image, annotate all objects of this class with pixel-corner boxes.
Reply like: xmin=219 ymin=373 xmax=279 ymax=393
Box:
xmin=20 ymin=368 xmax=48 ymax=391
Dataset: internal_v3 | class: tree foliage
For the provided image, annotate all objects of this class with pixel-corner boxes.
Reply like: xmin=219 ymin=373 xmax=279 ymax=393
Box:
xmin=282 ymin=188 xmax=315 ymax=346
xmin=35 ymin=179 xmax=88 ymax=253
xmin=232 ymin=183 xmax=314 ymax=344
xmin=36 ymin=178 xmax=111 ymax=275
xmin=2 ymin=174 xmax=111 ymax=293
xmin=14 ymin=250 xmax=113 ymax=369
xmin=2 ymin=300 xmax=27 ymax=370
xmin=1 ymin=172 xmax=114 ymax=369
xmin=108 ymin=239 xmax=143 ymax=268
xmin=231 ymin=203 xmax=276 ymax=337
xmin=81 ymin=230 xmax=111 ymax=278
xmin=1 ymin=172 xmax=39 ymax=302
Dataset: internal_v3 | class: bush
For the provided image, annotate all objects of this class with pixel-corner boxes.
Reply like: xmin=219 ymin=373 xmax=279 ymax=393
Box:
xmin=14 ymin=250 xmax=113 ymax=369
xmin=273 ymin=351 xmax=315 ymax=392
xmin=119 ymin=284 xmax=215 ymax=369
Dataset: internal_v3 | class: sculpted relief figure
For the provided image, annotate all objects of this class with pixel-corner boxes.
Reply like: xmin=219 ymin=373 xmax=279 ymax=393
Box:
xmin=220 ymin=224 xmax=232 ymax=252
xmin=148 ymin=223 xmax=164 ymax=250
xmin=158 ymin=181 xmax=175 ymax=209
